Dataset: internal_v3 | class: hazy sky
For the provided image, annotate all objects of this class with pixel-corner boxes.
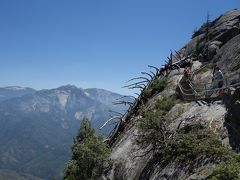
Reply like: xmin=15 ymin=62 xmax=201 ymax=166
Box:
xmin=0 ymin=0 xmax=238 ymax=94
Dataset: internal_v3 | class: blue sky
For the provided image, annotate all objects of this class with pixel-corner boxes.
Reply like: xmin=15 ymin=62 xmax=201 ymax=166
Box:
xmin=0 ymin=0 xmax=238 ymax=94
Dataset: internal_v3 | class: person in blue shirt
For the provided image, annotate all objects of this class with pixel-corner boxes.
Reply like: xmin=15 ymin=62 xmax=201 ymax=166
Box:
xmin=215 ymin=66 xmax=223 ymax=88
xmin=215 ymin=66 xmax=224 ymax=96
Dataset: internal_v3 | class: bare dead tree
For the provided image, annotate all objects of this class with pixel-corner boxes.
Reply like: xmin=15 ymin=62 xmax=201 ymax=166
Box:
xmin=141 ymin=72 xmax=154 ymax=79
xmin=105 ymin=121 xmax=119 ymax=128
xmin=106 ymin=53 xmax=197 ymax=145
xmin=100 ymin=116 xmax=122 ymax=129
xmin=126 ymin=77 xmax=151 ymax=84
xmin=122 ymin=80 xmax=150 ymax=88
xmin=128 ymin=84 xmax=146 ymax=90
xmin=172 ymin=64 xmax=181 ymax=73
xmin=172 ymin=64 xmax=181 ymax=70
xmin=134 ymin=92 xmax=140 ymax=97
xmin=172 ymin=54 xmax=180 ymax=63
xmin=148 ymin=65 xmax=159 ymax=74
xmin=158 ymin=68 xmax=165 ymax=77
xmin=175 ymin=50 xmax=182 ymax=60
xmin=104 ymin=121 xmax=122 ymax=143
xmin=115 ymin=95 xmax=137 ymax=101
xmin=167 ymin=57 xmax=172 ymax=65
xmin=108 ymin=110 xmax=124 ymax=116
xmin=150 ymin=71 xmax=157 ymax=77
xmin=112 ymin=100 xmax=134 ymax=106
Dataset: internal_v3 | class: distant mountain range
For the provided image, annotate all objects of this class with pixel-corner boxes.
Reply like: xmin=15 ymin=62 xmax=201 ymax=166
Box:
xmin=0 ymin=169 xmax=42 ymax=180
xmin=0 ymin=86 xmax=35 ymax=102
xmin=0 ymin=85 xmax=128 ymax=179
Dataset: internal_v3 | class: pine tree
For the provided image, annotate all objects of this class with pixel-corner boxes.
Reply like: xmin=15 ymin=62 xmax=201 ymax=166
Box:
xmin=75 ymin=117 xmax=95 ymax=144
xmin=205 ymin=12 xmax=210 ymax=60
xmin=64 ymin=117 xmax=111 ymax=180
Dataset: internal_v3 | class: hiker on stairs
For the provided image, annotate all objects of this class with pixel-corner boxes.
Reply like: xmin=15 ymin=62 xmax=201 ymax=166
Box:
xmin=184 ymin=65 xmax=191 ymax=80
xmin=214 ymin=66 xmax=224 ymax=97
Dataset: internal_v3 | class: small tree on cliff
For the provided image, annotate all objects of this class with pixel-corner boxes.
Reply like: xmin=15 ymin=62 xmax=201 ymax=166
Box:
xmin=64 ymin=117 xmax=111 ymax=180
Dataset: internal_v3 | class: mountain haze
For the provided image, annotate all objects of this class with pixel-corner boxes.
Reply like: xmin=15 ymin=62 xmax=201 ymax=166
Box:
xmin=0 ymin=86 xmax=35 ymax=102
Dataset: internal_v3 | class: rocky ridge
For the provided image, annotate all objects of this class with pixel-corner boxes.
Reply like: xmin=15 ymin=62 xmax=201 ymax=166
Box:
xmin=102 ymin=9 xmax=240 ymax=180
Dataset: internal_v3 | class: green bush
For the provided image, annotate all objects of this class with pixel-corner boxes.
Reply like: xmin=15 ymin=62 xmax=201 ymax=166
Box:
xmin=143 ymin=78 xmax=168 ymax=99
xmin=143 ymin=88 xmax=153 ymax=98
xmin=137 ymin=110 xmax=166 ymax=150
xmin=64 ymin=118 xmax=111 ymax=180
xmin=208 ymin=159 xmax=240 ymax=180
xmin=151 ymin=78 xmax=168 ymax=92
xmin=194 ymin=37 xmax=201 ymax=55
xmin=155 ymin=97 xmax=175 ymax=113
xmin=138 ymin=112 xmax=239 ymax=166
xmin=137 ymin=96 xmax=176 ymax=151
xmin=160 ymin=125 xmax=233 ymax=163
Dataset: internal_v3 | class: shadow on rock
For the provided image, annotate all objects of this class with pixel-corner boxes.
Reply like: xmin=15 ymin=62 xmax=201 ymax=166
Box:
xmin=224 ymin=87 xmax=240 ymax=151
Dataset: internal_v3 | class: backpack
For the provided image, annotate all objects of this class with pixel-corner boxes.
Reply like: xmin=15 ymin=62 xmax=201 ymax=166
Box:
xmin=216 ymin=70 xmax=223 ymax=80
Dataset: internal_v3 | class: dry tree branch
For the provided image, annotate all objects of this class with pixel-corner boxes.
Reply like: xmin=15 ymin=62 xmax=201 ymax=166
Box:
xmin=141 ymin=71 xmax=154 ymax=79
xmin=175 ymin=50 xmax=182 ymax=60
xmin=115 ymin=95 xmax=137 ymax=101
xmin=134 ymin=92 xmax=140 ymax=97
xmin=112 ymin=100 xmax=134 ymax=106
xmin=150 ymin=71 xmax=157 ymax=77
xmin=100 ymin=116 xmax=122 ymax=129
xmin=126 ymin=77 xmax=151 ymax=83
xmin=122 ymin=81 xmax=149 ymax=88
xmin=128 ymin=84 xmax=146 ymax=90
xmin=109 ymin=110 xmax=124 ymax=116
xmin=148 ymin=65 xmax=159 ymax=73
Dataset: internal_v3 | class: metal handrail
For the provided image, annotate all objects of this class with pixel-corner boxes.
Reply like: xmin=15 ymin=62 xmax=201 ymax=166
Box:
xmin=178 ymin=75 xmax=240 ymax=101
xmin=178 ymin=79 xmax=196 ymax=96
xmin=187 ymin=80 xmax=198 ymax=95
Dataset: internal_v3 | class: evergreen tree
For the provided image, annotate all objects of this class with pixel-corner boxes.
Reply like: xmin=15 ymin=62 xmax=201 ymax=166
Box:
xmin=205 ymin=12 xmax=210 ymax=60
xmin=64 ymin=117 xmax=111 ymax=180
xmin=75 ymin=117 xmax=95 ymax=144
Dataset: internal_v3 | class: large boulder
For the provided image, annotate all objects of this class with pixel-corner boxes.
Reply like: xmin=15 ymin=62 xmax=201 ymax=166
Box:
xmin=180 ymin=9 xmax=240 ymax=61
xmin=213 ymin=34 xmax=240 ymax=81
xmin=224 ymin=87 xmax=240 ymax=151
xmin=193 ymin=9 xmax=240 ymax=40
xmin=232 ymin=100 xmax=240 ymax=118
xmin=228 ymin=87 xmax=240 ymax=119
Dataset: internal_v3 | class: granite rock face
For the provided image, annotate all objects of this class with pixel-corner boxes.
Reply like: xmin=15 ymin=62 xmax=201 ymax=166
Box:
xmin=182 ymin=9 xmax=240 ymax=61
xmin=102 ymin=9 xmax=240 ymax=180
